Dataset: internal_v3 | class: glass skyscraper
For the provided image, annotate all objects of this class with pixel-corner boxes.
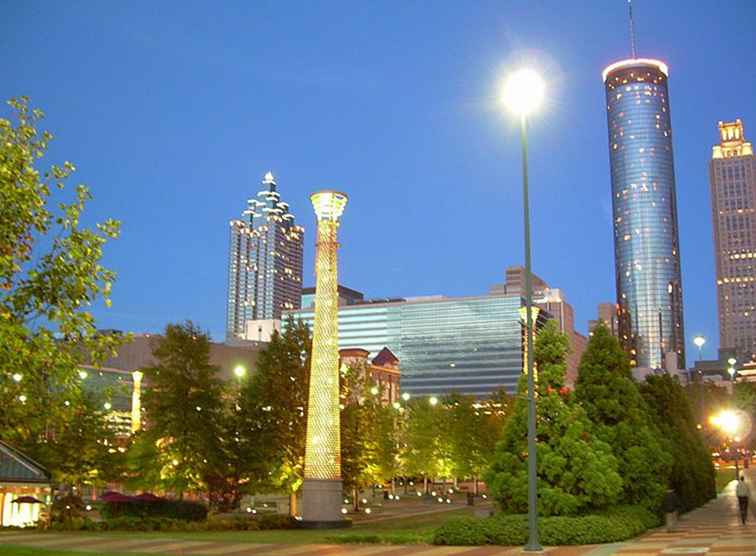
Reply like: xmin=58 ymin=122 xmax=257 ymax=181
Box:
xmin=226 ymin=172 xmax=304 ymax=339
xmin=602 ymin=59 xmax=685 ymax=370
xmin=285 ymin=294 xmax=543 ymax=398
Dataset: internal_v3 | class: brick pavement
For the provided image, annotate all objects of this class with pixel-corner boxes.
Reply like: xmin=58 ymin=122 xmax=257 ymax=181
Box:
xmin=1 ymin=476 xmax=754 ymax=556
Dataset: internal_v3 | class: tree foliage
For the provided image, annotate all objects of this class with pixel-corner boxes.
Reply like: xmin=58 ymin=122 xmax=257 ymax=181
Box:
xmin=0 ymin=97 xmax=122 ymax=480
xmin=575 ymin=323 xmax=671 ymax=510
xmin=238 ymin=317 xmax=311 ymax=514
xmin=486 ymin=320 xmax=622 ymax=516
xmin=136 ymin=322 xmax=224 ymax=497
xmin=640 ymin=374 xmax=716 ymax=512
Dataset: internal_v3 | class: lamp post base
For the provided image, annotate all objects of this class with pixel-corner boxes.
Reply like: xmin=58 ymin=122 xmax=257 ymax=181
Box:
xmin=301 ymin=478 xmax=349 ymax=527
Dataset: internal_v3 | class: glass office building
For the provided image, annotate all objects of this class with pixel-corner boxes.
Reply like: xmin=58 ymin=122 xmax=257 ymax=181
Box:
xmin=603 ymin=59 xmax=685 ymax=370
xmin=285 ymin=294 xmax=539 ymax=398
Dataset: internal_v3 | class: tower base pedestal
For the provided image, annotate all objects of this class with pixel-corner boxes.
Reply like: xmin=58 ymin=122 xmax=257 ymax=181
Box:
xmin=300 ymin=478 xmax=350 ymax=528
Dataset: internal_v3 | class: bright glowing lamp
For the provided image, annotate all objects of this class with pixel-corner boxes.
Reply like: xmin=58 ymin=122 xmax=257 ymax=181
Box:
xmin=402 ymin=392 xmax=411 ymax=401
xmin=370 ymin=386 xmax=379 ymax=396
xmin=12 ymin=373 xmax=22 ymax=383
xmin=501 ymin=68 xmax=545 ymax=116
xmin=233 ymin=365 xmax=246 ymax=378
xmin=103 ymin=402 xmax=112 ymax=411
xmin=728 ymin=357 xmax=737 ymax=366
xmin=78 ymin=370 xmax=88 ymax=380
xmin=728 ymin=367 xmax=736 ymax=378
xmin=693 ymin=335 xmax=706 ymax=349
xmin=429 ymin=396 xmax=438 ymax=406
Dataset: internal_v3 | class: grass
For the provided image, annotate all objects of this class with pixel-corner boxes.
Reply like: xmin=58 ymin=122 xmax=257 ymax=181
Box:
xmin=0 ymin=506 xmax=477 ymax=555
xmin=716 ymin=467 xmax=738 ymax=493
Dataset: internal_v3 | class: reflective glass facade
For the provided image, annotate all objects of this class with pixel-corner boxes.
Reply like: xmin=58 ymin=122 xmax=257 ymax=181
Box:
xmin=604 ymin=59 xmax=685 ymax=369
xmin=285 ymin=294 xmax=529 ymax=397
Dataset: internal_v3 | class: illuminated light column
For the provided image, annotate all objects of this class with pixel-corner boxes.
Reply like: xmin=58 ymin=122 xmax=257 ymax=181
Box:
xmin=131 ymin=370 xmax=143 ymax=433
xmin=302 ymin=190 xmax=349 ymax=526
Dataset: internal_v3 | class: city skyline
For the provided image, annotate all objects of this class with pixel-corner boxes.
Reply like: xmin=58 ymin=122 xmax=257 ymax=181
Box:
xmin=4 ymin=1 xmax=755 ymax=359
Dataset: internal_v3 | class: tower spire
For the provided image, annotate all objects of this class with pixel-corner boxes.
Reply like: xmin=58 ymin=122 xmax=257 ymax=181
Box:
xmin=628 ymin=0 xmax=637 ymax=58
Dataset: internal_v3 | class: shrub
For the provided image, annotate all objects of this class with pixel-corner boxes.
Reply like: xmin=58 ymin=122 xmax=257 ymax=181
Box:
xmin=100 ymin=499 xmax=208 ymax=521
xmin=257 ymin=513 xmax=297 ymax=530
xmin=433 ymin=506 xmax=659 ymax=546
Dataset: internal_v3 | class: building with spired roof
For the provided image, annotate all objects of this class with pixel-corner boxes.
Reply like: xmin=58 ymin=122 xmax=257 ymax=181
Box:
xmin=226 ymin=171 xmax=304 ymax=341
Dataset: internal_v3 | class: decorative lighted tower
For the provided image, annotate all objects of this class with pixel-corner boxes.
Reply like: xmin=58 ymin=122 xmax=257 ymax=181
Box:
xmin=302 ymin=190 xmax=349 ymax=526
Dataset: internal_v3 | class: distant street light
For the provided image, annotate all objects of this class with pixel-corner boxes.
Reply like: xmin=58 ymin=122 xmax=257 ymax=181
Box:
xmin=692 ymin=335 xmax=706 ymax=426
xmin=501 ymin=66 xmax=545 ymax=553
xmin=429 ymin=396 xmax=438 ymax=406
xmin=233 ymin=365 xmax=246 ymax=379
xmin=11 ymin=373 xmax=22 ymax=383
xmin=402 ymin=392 xmax=411 ymax=402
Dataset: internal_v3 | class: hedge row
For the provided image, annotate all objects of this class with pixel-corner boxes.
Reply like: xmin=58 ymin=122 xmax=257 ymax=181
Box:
xmin=433 ymin=506 xmax=660 ymax=546
xmin=49 ymin=513 xmax=297 ymax=532
xmin=99 ymin=500 xmax=208 ymax=521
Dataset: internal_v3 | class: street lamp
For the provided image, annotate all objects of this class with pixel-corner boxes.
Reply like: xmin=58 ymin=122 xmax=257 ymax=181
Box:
xmin=692 ymin=335 xmax=706 ymax=426
xmin=429 ymin=396 xmax=438 ymax=406
xmin=233 ymin=364 xmax=246 ymax=379
xmin=402 ymin=392 xmax=411 ymax=402
xmin=501 ymin=67 xmax=544 ymax=553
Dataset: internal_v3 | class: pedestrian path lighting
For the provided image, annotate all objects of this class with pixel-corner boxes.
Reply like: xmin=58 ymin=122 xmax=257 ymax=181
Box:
xmin=501 ymin=67 xmax=545 ymax=553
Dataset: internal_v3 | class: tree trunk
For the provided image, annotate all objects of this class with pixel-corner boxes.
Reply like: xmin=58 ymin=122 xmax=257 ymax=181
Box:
xmin=391 ymin=478 xmax=396 ymax=495
xmin=403 ymin=477 xmax=408 ymax=494
xmin=473 ymin=476 xmax=479 ymax=496
xmin=423 ymin=476 xmax=428 ymax=494
xmin=353 ymin=487 xmax=359 ymax=512
xmin=453 ymin=477 xmax=459 ymax=489
xmin=289 ymin=491 xmax=298 ymax=517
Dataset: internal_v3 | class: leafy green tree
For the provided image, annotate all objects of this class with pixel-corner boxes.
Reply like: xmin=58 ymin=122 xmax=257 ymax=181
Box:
xmin=402 ymin=397 xmax=450 ymax=493
xmin=374 ymin=401 xmax=403 ymax=492
xmin=0 ymin=97 xmax=121 ymax=474
xmin=486 ymin=320 xmax=622 ymax=516
xmin=574 ymin=323 xmax=671 ymax=510
xmin=339 ymin=360 xmax=382 ymax=509
xmin=640 ymin=374 xmax=716 ymax=511
xmin=238 ymin=317 xmax=310 ymax=516
xmin=444 ymin=392 xmax=506 ymax=494
xmin=137 ymin=321 xmax=224 ymax=498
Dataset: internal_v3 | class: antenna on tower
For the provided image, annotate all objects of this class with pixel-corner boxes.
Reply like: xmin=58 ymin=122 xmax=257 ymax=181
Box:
xmin=628 ymin=0 xmax=637 ymax=58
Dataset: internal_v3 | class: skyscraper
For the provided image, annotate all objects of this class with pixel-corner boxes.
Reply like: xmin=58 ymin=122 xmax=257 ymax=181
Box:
xmin=710 ymin=119 xmax=756 ymax=361
xmin=602 ymin=58 xmax=685 ymax=370
xmin=226 ymin=172 xmax=304 ymax=341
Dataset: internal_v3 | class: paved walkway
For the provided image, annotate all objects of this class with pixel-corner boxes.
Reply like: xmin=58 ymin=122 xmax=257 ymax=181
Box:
xmin=1 ymin=479 xmax=753 ymax=556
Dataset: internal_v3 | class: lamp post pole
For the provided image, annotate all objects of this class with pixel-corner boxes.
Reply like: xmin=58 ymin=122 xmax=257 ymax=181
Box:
xmin=520 ymin=113 xmax=541 ymax=552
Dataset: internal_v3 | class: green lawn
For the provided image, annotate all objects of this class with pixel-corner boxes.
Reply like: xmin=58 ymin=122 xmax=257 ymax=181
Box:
xmin=715 ymin=467 xmax=738 ymax=492
xmin=0 ymin=506 xmax=477 ymax=555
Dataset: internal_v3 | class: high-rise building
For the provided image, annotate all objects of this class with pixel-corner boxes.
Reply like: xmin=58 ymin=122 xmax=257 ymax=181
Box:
xmin=602 ymin=58 xmax=685 ymax=370
xmin=489 ymin=266 xmax=587 ymax=384
xmin=286 ymin=289 xmax=549 ymax=398
xmin=588 ymin=303 xmax=620 ymax=337
xmin=709 ymin=119 xmax=756 ymax=361
xmin=226 ymin=172 xmax=304 ymax=340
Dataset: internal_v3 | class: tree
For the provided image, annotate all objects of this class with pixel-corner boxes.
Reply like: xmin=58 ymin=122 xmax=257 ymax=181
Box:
xmin=339 ymin=360 xmax=382 ymax=510
xmin=137 ymin=321 xmax=224 ymax=497
xmin=238 ymin=317 xmax=310 ymax=516
xmin=641 ymin=374 xmax=716 ymax=512
xmin=574 ymin=323 xmax=671 ymax=510
xmin=402 ymin=398 xmax=450 ymax=493
xmin=445 ymin=391 xmax=510 ymax=495
xmin=486 ymin=320 xmax=622 ymax=516
xmin=0 ymin=97 xmax=121 ymax=474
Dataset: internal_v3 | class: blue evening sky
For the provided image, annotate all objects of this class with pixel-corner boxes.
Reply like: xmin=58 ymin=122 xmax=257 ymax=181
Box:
xmin=3 ymin=1 xmax=755 ymax=360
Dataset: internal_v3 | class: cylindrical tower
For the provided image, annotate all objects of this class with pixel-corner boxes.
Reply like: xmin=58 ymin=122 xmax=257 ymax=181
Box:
xmin=602 ymin=58 xmax=685 ymax=370
xmin=302 ymin=189 xmax=348 ymax=526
